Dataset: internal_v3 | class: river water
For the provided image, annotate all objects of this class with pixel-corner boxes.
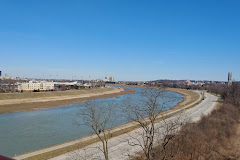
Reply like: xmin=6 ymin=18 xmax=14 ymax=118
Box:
xmin=0 ymin=87 xmax=182 ymax=157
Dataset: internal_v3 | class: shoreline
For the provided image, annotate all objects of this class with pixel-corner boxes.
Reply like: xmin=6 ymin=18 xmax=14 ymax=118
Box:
xmin=117 ymin=85 xmax=200 ymax=110
xmin=13 ymin=87 xmax=200 ymax=160
xmin=0 ymin=88 xmax=136 ymax=114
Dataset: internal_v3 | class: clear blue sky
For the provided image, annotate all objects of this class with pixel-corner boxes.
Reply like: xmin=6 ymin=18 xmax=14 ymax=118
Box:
xmin=0 ymin=0 xmax=240 ymax=81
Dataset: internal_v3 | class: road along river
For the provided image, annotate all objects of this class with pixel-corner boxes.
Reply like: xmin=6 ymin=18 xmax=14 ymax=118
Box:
xmin=0 ymin=87 xmax=182 ymax=157
xmin=48 ymin=91 xmax=218 ymax=160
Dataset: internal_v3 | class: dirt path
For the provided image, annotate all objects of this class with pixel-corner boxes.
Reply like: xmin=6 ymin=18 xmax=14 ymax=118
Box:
xmin=0 ymin=87 xmax=136 ymax=113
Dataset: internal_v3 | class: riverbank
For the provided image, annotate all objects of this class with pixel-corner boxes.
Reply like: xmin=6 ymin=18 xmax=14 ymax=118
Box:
xmin=13 ymin=87 xmax=201 ymax=160
xmin=0 ymin=87 xmax=136 ymax=114
xmin=166 ymin=88 xmax=200 ymax=110
xmin=116 ymin=85 xmax=200 ymax=109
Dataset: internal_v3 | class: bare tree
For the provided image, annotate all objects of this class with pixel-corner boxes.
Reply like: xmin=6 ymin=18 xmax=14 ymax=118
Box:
xmin=159 ymin=113 xmax=186 ymax=160
xmin=123 ymin=87 xmax=180 ymax=160
xmin=75 ymin=100 xmax=116 ymax=160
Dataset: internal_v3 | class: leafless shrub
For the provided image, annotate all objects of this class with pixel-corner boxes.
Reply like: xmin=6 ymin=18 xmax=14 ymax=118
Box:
xmin=74 ymin=101 xmax=117 ymax=160
xmin=132 ymin=102 xmax=240 ymax=160
xmin=124 ymin=87 xmax=181 ymax=160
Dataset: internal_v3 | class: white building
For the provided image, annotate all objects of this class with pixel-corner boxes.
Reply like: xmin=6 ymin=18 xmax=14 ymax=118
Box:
xmin=18 ymin=81 xmax=54 ymax=92
xmin=105 ymin=76 xmax=114 ymax=82
xmin=53 ymin=81 xmax=78 ymax=86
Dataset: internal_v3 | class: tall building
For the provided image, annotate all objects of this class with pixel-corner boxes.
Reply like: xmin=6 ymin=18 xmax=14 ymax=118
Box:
xmin=0 ymin=71 xmax=1 ymax=77
xmin=228 ymin=72 xmax=232 ymax=86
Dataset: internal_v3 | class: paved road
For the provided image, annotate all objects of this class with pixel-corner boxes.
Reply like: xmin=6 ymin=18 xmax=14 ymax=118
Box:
xmin=48 ymin=92 xmax=218 ymax=160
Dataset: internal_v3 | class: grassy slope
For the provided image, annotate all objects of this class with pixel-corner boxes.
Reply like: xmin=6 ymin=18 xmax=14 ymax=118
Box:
xmin=0 ymin=88 xmax=115 ymax=100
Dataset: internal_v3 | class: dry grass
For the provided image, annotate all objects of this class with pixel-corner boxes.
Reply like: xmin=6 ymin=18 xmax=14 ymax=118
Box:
xmin=0 ymin=88 xmax=115 ymax=100
xmin=0 ymin=88 xmax=136 ymax=113
xmin=133 ymin=102 xmax=240 ymax=160
xmin=166 ymin=88 xmax=200 ymax=110
xmin=227 ymin=121 xmax=240 ymax=159
xmin=22 ymin=137 xmax=101 ymax=160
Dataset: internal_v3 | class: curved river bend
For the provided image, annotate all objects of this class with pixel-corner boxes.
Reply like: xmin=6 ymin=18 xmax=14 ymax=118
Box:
xmin=0 ymin=87 xmax=183 ymax=157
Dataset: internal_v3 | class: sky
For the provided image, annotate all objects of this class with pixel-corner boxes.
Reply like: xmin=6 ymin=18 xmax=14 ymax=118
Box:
xmin=0 ymin=0 xmax=240 ymax=81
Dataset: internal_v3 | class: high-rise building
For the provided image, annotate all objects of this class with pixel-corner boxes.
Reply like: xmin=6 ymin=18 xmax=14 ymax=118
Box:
xmin=228 ymin=72 xmax=232 ymax=86
xmin=0 ymin=71 xmax=1 ymax=77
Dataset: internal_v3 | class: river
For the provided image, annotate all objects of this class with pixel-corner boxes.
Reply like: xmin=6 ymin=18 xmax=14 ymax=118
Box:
xmin=0 ymin=87 xmax=183 ymax=157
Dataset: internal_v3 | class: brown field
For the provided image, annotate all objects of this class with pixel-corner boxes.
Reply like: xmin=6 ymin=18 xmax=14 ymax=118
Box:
xmin=0 ymin=87 xmax=136 ymax=114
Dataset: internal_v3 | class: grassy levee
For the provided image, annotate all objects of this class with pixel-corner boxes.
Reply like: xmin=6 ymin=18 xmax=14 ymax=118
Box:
xmin=0 ymin=88 xmax=116 ymax=100
xmin=166 ymin=88 xmax=200 ymax=109
xmin=0 ymin=87 xmax=136 ymax=113
xmin=116 ymin=85 xmax=200 ymax=108
xmin=15 ymin=88 xmax=200 ymax=160
xmin=21 ymin=126 xmax=140 ymax=160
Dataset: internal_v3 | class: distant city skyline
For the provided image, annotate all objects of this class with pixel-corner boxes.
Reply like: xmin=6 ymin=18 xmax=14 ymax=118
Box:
xmin=0 ymin=69 xmax=236 ymax=82
xmin=1 ymin=1 xmax=240 ymax=81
